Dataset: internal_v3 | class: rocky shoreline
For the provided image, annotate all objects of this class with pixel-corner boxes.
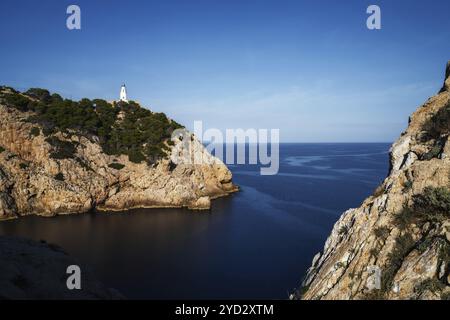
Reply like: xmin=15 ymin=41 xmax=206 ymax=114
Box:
xmin=0 ymin=89 xmax=237 ymax=220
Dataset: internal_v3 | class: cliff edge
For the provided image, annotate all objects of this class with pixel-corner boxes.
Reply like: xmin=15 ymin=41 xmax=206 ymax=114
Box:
xmin=0 ymin=88 xmax=237 ymax=220
xmin=296 ymin=62 xmax=450 ymax=300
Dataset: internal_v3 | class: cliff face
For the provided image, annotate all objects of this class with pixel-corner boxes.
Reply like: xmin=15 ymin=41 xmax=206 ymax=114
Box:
xmin=0 ymin=90 xmax=236 ymax=220
xmin=297 ymin=62 xmax=450 ymax=300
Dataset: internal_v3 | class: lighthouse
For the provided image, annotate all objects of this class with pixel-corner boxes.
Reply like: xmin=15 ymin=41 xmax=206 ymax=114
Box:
xmin=120 ymin=84 xmax=128 ymax=102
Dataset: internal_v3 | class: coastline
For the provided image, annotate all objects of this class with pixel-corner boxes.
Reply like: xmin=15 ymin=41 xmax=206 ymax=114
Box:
xmin=0 ymin=185 xmax=240 ymax=221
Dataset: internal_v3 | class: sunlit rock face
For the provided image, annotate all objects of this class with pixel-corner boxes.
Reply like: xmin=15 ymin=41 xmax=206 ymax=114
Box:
xmin=0 ymin=93 xmax=237 ymax=220
xmin=296 ymin=62 xmax=450 ymax=300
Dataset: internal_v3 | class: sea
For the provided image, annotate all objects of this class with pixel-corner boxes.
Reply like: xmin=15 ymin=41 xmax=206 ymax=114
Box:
xmin=0 ymin=143 xmax=391 ymax=299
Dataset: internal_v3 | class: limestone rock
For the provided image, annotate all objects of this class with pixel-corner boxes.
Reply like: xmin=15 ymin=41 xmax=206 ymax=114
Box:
xmin=0 ymin=98 xmax=237 ymax=220
xmin=297 ymin=61 xmax=450 ymax=300
xmin=188 ymin=196 xmax=211 ymax=210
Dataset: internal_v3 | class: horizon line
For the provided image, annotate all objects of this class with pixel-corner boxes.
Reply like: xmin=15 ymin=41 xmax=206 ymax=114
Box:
xmin=201 ymin=141 xmax=394 ymax=144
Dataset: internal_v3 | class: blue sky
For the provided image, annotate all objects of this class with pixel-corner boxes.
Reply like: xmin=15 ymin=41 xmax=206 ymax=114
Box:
xmin=0 ymin=0 xmax=449 ymax=142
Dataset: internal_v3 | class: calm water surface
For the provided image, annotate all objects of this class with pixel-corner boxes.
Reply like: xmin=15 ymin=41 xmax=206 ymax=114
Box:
xmin=0 ymin=143 xmax=390 ymax=299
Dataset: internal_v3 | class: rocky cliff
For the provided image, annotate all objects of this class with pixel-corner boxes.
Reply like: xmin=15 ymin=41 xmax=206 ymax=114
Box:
xmin=296 ymin=62 xmax=450 ymax=300
xmin=0 ymin=88 xmax=237 ymax=220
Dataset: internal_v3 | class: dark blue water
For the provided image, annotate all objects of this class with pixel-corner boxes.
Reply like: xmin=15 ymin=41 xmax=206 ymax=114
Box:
xmin=0 ymin=143 xmax=390 ymax=299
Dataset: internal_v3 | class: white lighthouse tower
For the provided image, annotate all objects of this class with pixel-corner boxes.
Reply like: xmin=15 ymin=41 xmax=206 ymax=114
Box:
xmin=119 ymin=84 xmax=128 ymax=102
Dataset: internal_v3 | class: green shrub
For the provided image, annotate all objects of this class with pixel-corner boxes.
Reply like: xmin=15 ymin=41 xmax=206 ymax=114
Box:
xmin=338 ymin=225 xmax=349 ymax=235
xmin=370 ymin=226 xmax=391 ymax=262
xmin=42 ymin=127 xmax=53 ymax=136
xmin=421 ymin=145 xmax=442 ymax=160
xmin=128 ymin=149 xmax=146 ymax=163
xmin=54 ymin=173 xmax=64 ymax=181
xmin=403 ymin=180 xmax=413 ymax=192
xmin=0 ymin=86 xmax=18 ymax=94
xmin=421 ymin=101 xmax=450 ymax=141
xmin=393 ymin=206 xmax=414 ymax=230
xmin=394 ymin=187 xmax=450 ymax=229
xmin=30 ymin=127 xmax=40 ymax=137
xmin=108 ymin=163 xmax=125 ymax=170
xmin=381 ymin=200 xmax=450 ymax=295
xmin=5 ymin=87 xmax=183 ymax=165
xmin=45 ymin=137 xmax=77 ymax=159
xmin=417 ymin=237 xmax=434 ymax=253
xmin=51 ymin=93 xmax=63 ymax=102
xmin=413 ymin=186 xmax=450 ymax=223
xmin=390 ymin=234 xmax=415 ymax=264
xmin=437 ymin=237 xmax=450 ymax=263
xmin=75 ymin=157 xmax=93 ymax=172
xmin=380 ymin=233 xmax=415 ymax=295
xmin=24 ymin=88 xmax=51 ymax=103
xmin=374 ymin=226 xmax=390 ymax=240
xmin=369 ymin=248 xmax=379 ymax=258
xmin=414 ymin=278 xmax=445 ymax=295
xmin=0 ymin=146 xmax=4 ymax=153
xmin=19 ymin=163 xmax=28 ymax=170
xmin=361 ymin=289 xmax=384 ymax=300
xmin=3 ymin=92 xmax=33 ymax=111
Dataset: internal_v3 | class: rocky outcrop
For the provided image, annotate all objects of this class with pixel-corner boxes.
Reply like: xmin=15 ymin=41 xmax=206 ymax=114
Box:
xmin=295 ymin=62 xmax=450 ymax=300
xmin=0 ymin=94 xmax=237 ymax=220
xmin=0 ymin=236 xmax=123 ymax=299
xmin=440 ymin=61 xmax=450 ymax=93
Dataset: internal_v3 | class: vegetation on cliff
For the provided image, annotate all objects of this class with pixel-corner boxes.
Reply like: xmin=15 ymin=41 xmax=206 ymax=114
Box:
xmin=0 ymin=85 xmax=235 ymax=217
xmin=366 ymin=186 xmax=450 ymax=299
xmin=298 ymin=62 xmax=450 ymax=301
xmin=395 ymin=186 xmax=450 ymax=228
xmin=420 ymin=101 xmax=450 ymax=160
xmin=423 ymin=101 xmax=450 ymax=140
xmin=0 ymin=86 xmax=183 ymax=164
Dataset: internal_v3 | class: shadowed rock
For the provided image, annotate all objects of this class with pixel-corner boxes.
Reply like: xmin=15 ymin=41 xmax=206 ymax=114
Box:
xmin=0 ymin=236 xmax=123 ymax=299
